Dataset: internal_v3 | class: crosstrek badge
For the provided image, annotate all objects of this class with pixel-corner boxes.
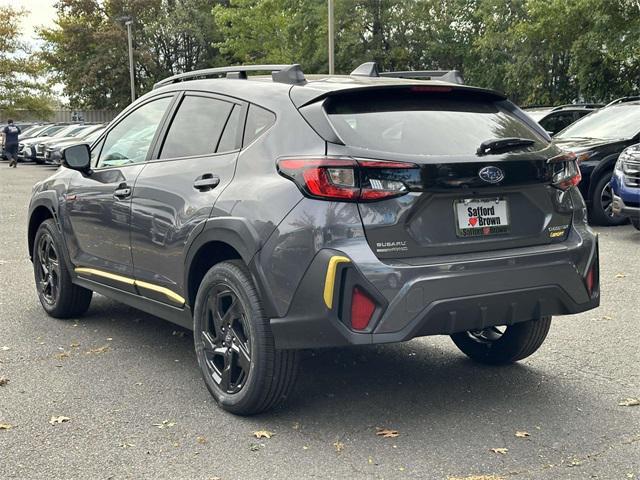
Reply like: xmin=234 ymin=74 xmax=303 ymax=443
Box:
xmin=455 ymin=198 xmax=510 ymax=237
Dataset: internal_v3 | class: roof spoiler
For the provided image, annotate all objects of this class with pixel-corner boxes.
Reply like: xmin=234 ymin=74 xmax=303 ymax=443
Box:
xmin=153 ymin=64 xmax=306 ymax=89
xmin=350 ymin=62 xmax=464 ymax=85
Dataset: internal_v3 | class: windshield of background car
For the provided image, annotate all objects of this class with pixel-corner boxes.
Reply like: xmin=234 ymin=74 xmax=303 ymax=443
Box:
xmin=82 ymin=128 xmax=105 ymax=143
xmin=37 ymin=125 xmax=66 ymax=137
xmin=525 ymin=109 xmax=552 ymax=121
xmin=556 ymin=104 xmax=640 ymax=140
xmin=325 ymin=90 xmax=545 ymax=156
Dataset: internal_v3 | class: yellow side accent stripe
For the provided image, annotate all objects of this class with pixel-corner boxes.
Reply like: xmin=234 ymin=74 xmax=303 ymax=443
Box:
xmin=323 ymin=256 xmax=351 ymax=309
xmin=75 ymin=268 xmax=185 ymax=306
xmin=75 ymin=267 xmax=135 ymax=285
xmin=135 ymin=280 xmax=185 ymax=305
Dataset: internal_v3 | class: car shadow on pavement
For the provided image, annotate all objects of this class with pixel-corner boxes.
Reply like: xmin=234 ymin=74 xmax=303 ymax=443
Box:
xmin=80 ymin=295 xmax=585 ymax=428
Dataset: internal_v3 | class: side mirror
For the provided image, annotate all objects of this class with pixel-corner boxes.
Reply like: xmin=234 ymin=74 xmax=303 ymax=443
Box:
xmin=61 ymin=144 xmax=91 ymax=173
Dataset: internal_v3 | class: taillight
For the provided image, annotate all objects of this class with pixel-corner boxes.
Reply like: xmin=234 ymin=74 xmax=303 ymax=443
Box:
xmin=277 ymin=156 xmax=419 ymax=202
xmin=549 ymin=152 xmax=581 ymax=191
xmin=350 ymin=287 xmax=376 ymax=330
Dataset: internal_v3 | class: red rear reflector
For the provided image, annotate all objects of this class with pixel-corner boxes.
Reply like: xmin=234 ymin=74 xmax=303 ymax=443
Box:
xmin=586 ymin=265 xmax=595 ymax=296
xmin=351 ymin=287 xmax=376 ymax=331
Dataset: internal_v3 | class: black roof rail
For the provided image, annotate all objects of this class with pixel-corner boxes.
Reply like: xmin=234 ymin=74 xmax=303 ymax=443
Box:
xmin=349 ymin=62 xmax=464 ymax=84
xmin=605 ymin=96 xmax=640 ymax=107
xmin=153 ymin=64 xmax=306 ymax=89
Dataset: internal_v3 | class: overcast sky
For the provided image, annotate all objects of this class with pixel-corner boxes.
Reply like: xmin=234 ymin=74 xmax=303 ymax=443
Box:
xmin=1 ymin=0 xmax=57 ymax=42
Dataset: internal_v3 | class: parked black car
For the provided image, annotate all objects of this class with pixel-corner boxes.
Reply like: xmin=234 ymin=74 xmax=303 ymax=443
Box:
xmin=554 ymin=97 xmax=640 ymax=225
xmin=525 ymin=104 xmax=602 ymax=136
xmin=28 ymin=63 xmax=600 ymax=415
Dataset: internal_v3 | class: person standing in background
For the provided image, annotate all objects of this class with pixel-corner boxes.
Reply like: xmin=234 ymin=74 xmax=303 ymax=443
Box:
xmin=2 ymin=120 xmax=21 ymax=168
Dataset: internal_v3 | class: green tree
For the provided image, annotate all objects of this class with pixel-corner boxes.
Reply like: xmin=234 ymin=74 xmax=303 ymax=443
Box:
xmin=0 ymin=6 xmax=53 ymax=119
xmin=40 ymin=0 xmax=226 ymax=110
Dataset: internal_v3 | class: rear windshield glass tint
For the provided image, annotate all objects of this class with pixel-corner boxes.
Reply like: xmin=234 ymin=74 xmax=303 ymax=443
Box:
xmin=325 ymin=91 xmax=543 ymax=156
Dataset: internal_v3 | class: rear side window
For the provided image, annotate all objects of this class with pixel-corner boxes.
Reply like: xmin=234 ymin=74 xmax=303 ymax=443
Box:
xmin=325 ymin=90 xmax=544 ymax=156
xmin=217 ymin=105 xmax=241 ymax=153
xmin=160 ymin=95 xmax=234 ymax=159
xmin=243 ymin=105 xmax=275 ymax=146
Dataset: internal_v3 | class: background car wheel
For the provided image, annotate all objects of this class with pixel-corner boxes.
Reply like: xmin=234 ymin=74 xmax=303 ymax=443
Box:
xmin=450 ymin=317 xmax=552 ymax=365
xmin=631 ymin=218 xmax=640 ymax=231
xmin=33 ymin=219 xmax=92 ymax=318
xmin=193 ymin=260 xmax=298 ymax=415
xmin=590 ymin=173 xmax=627 ymax=226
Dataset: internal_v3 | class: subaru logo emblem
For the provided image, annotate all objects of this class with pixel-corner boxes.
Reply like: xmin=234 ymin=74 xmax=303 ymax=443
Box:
xmin=478 ymin=166 xmax=504 ymax=184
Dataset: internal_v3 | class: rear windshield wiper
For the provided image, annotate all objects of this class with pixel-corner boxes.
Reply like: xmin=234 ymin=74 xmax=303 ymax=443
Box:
xmin=476 ymin=137 xmax=535 ymax=156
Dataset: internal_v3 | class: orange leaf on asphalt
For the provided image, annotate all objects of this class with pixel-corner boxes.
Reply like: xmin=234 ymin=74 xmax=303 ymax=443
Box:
xmin=515 ymin=431 xmax=530 ymax=438
xmin=253 ymin=430 xmax=274 ymax=439
xmin=490 ymin=448 xmax=508 ymax=455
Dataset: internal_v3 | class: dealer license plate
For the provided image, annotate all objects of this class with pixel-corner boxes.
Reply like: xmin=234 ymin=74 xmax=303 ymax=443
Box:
xmin=455 ymin=198 xmax=510 ymax=237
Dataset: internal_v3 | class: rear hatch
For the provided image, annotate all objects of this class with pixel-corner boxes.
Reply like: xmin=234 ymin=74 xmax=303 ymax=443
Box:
xmin=313 ymin=87 xmax=577 ymax=259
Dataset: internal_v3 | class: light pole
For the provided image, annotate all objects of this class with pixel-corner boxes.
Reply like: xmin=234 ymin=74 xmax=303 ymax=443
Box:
xmin=125 ymin=19 xmax=136 ymax=103
xmin=328 ymin=0 xmax=334 ymax=74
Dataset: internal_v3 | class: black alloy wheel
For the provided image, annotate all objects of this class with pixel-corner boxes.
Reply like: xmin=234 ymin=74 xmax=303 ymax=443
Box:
xmin=35 ymin=232 xmax=60 ymax=306
xmin=201 ymin=285 xmax=252 ymax=395
xmin=32 ymin=219 xmax=93 ymax=318
xmin=193 ymin=260 xmax=299 ymax=415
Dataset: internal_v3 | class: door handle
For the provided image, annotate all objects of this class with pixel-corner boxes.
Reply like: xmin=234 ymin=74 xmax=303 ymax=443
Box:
xmin=114 ymin=185 xmax=132 ymax=199
xmin=193 ymin=174 xmax=220 ymax=191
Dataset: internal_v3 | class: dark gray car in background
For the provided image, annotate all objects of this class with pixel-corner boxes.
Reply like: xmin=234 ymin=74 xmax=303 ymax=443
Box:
xmin=27 ymin=63 xmax=600 ymax=415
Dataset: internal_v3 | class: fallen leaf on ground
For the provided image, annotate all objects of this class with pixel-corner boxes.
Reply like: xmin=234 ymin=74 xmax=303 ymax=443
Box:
xmin=333 ymin=440 xmax=344 ymax=453
xmin=49 ymin=416 xmax=70 ymax=425
xmin=601 ymin=315 xmax=613 ymax=321
xmin=0 ymin=423 xmax=13 ymax=430
xmin=196 ymin=436 xmax=207 ymax=444
xmin=249 ymin=443 xmax=262 ymax=451
xmin=55 ymin=351 xmax=70 ymax=360
xmin=489 ymin=448 xmax=508 ymax=455
xmin=70 ymin=342 xmax=80 ymax=348
xmin=86 ymin=345 xmax=110 ymax=354
xmin=0 ymin=376 xmax=8 ymax=386
xmin=515 ymin=431 xmax=530 ymax=438
xmin=253 ymin=430 xmax=274 ymax=439
xmin=376 ymin=427 xmax=399 ymax=438
xmin=119 ymin=442 xmax=135 ymax=448
xmin=618 ymin=398 xmax=640 ymax=407
xmin=1 ymin=346 xmax=10 ymax=351
xmin=615 ymin=273 xmax=626 ymax=278
xmin=152 ymin=420 xmax=175 ymax=429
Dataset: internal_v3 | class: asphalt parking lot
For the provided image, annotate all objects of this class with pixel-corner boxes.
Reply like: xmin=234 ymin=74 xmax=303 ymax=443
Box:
xmin=0 ymin=162 xmax=639 ymax=480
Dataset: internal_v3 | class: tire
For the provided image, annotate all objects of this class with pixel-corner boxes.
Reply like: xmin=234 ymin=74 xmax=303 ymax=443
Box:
xmin=590 ymin=173 xmax=627 ymax=226
xmin=193 ymin=260 xmax=298 ymax=415
xmin=450 ymin=317 xmax=552 ymax=365
xmin=32 ymin=219 xmax=93 ymax=318
xmin=631 ymin=218 xmax=640 ymax=231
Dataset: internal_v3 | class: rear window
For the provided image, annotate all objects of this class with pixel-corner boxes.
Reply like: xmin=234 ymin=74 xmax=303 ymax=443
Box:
xmin=325 ymin=90 xmax=543 ymax=156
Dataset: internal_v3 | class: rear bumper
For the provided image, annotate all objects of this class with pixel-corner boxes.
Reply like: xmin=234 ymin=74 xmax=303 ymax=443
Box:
xmin=271 ymin=230 xmax=599 ymax=349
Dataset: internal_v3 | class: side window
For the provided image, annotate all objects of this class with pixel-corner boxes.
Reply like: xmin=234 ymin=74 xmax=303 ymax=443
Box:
xmin=243 ymin=105 xmax=276 ymax=146
xmin=217 ymin=105 xmax=241 ymax=153
xmin=160 ymin=95 xmax=234 ymax=159
xmin=97 ymin=97 xmax=172 ymax=168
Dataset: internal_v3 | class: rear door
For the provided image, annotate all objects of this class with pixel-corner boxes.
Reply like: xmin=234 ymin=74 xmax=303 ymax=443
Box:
xmin=322 ymin=88 xmax=575 ymax=259
xmin=129 ymin=92 xmax=244 ymax=306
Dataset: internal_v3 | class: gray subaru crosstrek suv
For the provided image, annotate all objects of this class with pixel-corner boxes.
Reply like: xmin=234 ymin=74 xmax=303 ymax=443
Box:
xmin=28 ymin=63 xmax=600 ymax=415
